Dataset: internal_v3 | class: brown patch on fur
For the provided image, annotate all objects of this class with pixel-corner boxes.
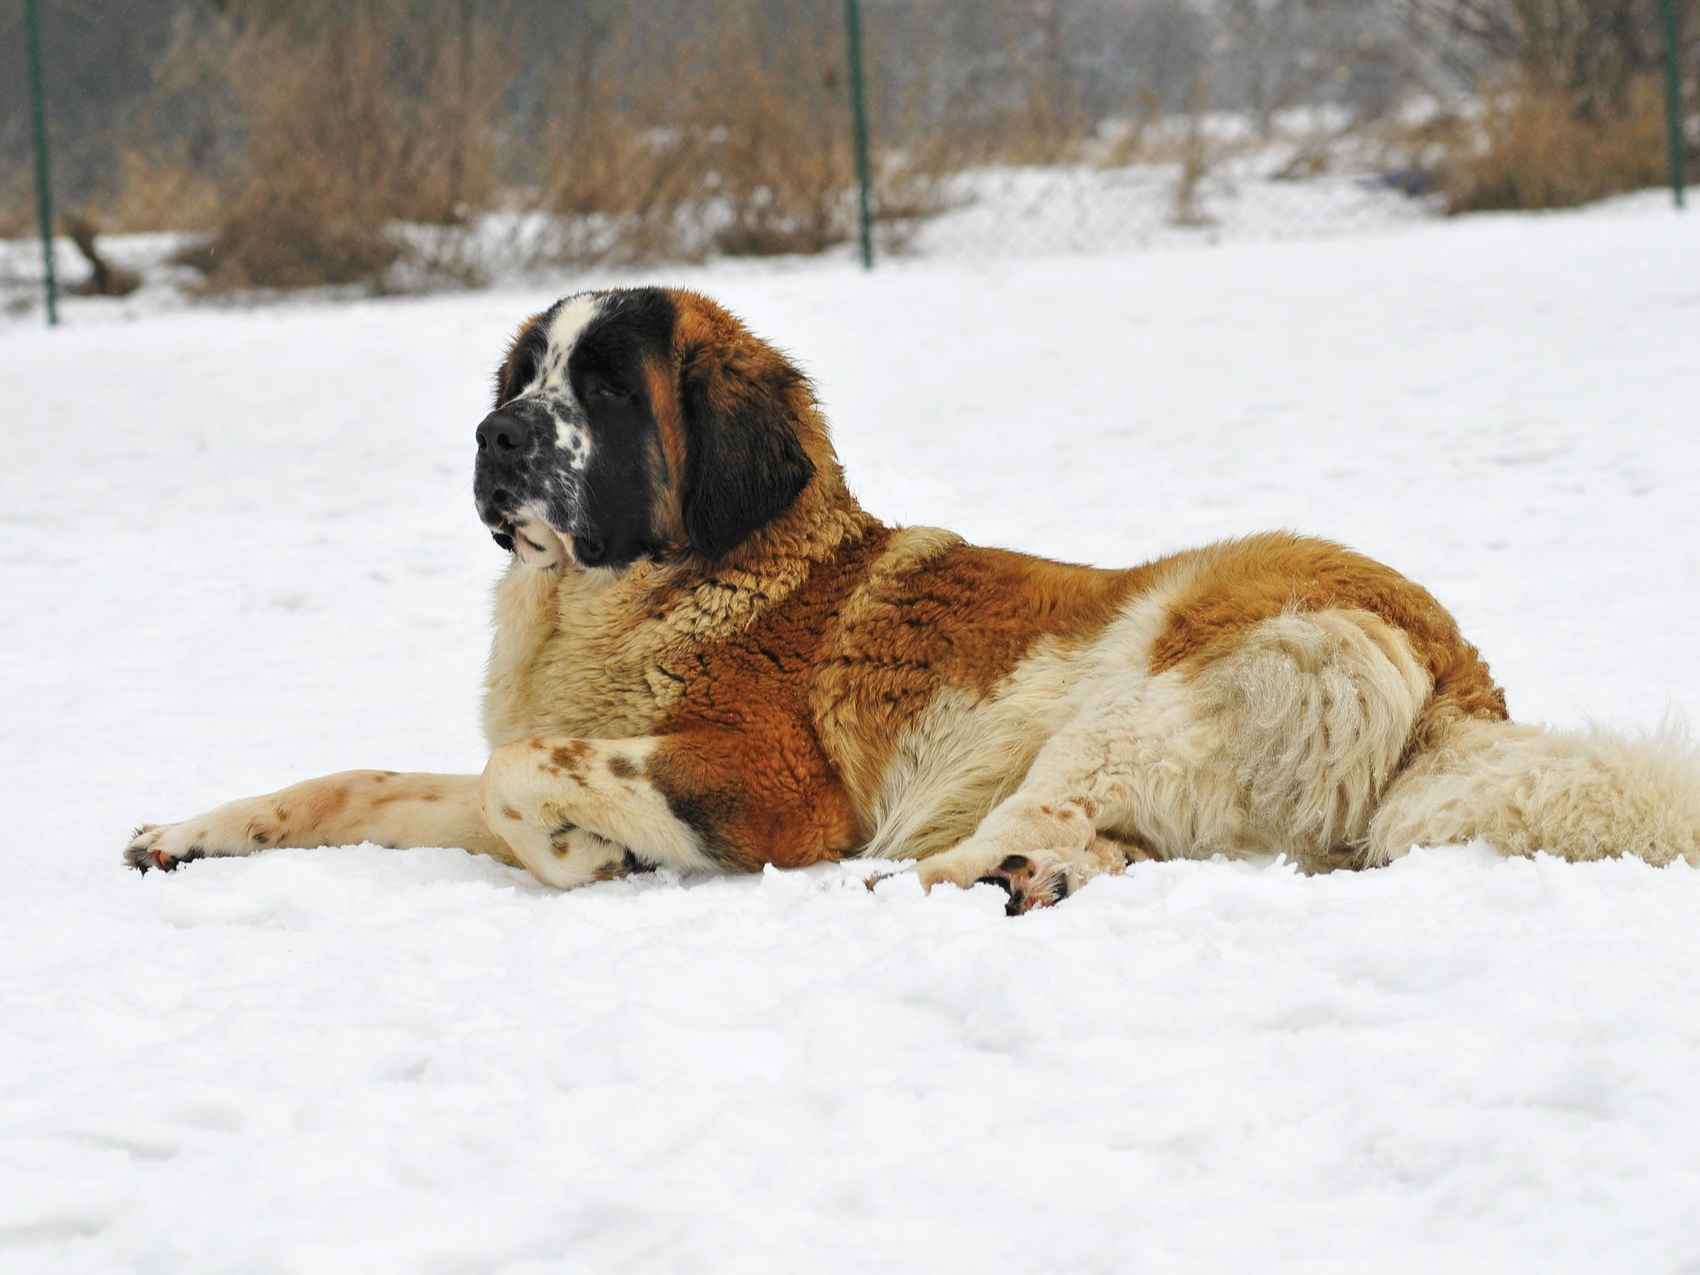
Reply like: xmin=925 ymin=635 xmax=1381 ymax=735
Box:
xmin=303 ymin=784 xmax=349 ymax=829
xmin=648 ymin=726 xmax=861 ymax=872
xmin=1149 ymin=533 xmax=1507 ymax=723
xmin=810 ymin=531 xmax=1157 ymax=813
xmin=544 ymin=741 xmax=591 ymax=781
xmin=646 ymin=524 xmax=895 ymax=865
xmin=644 ymin=355 xmax=688 ymax=542
xmin=501 ymin=805 xmax=522 ymax=821
xmin=607 ymin=755 xmax=638 ymax=780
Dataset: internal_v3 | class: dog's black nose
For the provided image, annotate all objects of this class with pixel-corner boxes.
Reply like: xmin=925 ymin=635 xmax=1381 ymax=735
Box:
xmin=475 ymin=410 xmax=530 ymax=454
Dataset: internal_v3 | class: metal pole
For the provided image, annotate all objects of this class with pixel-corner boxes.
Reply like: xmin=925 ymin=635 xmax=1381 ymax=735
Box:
xmin=25 ymin=0 xmax=59 ymax=324
xmin=844 ymin=0 xmax=874 ymax=269
xmin=1661 ymin=0 xmax=1687 ymax=209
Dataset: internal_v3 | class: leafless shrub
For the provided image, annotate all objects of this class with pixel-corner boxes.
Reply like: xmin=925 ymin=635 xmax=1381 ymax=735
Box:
xmin=187 ymin=0 xmax=514 ymax=291
xmin=1442 ymin=75 xmax=1674 ymax=210
xmin=1400 ymin=0 xmax=1694 ymax=209
xmin=101 ymin=146 xmax=223 ymax=233
xmin=0 ymin=175 xmax=34 ymax=240
xmin=1171 ymin=81 xmax=1217 ymax=226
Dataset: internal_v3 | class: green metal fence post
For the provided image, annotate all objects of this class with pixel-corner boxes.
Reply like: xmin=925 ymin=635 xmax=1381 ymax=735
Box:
xmin=25 ymin=0 xmax=59 ymax=324
xmin=1661 ymin=0 xmax=1687 ymax=209
xmin=844 ymin=0 xmax=874 ymax=269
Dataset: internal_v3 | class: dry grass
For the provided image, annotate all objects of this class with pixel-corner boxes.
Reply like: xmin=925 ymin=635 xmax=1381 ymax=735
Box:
xmin=189 ymin=0 xmax=512 ymax=291
xmin=0 ymin=175 xmax=36 ymax=240
xmin=1442 ymin=76 xmax=1674 ymax=212
xmin=99 ymin=147 xmax=223 ymax=234
xmin=535 ymin=0 xmax=860 ymax=264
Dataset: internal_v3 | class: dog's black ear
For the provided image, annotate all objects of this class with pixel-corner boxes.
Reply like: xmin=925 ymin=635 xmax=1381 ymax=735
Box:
xmin=679 ymin=342 xmax=816 ymax=559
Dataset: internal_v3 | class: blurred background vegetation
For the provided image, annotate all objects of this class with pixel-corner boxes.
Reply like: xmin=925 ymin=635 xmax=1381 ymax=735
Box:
xmin=1 ymin=0 xmax=1693 ymax=292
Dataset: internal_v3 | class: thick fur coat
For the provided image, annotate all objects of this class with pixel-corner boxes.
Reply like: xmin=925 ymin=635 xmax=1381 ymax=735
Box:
xmin=125 ymin=287 xmax=1700 ymax=911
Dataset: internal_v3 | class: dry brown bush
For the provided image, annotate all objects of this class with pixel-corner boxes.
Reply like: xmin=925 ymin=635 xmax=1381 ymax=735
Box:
xmin=191 ymin=0 xmax=513 ymax=291
xmin=1442 ymin=75 xmax=1674 ymax=211
xmin=692 ymin=3 xmax=855 ymax=257
xmin=0 ymin=176 xmax=35 ymax=240
xmin=101 ymin=147 xmax=223 ymax=233
xmin=533 ymin=20 xmax=710 ymax=265
xmin=536 ymin=0 xmax=861 ymax=264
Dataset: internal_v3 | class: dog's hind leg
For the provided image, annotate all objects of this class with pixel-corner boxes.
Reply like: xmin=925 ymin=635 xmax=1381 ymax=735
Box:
xmin=123 ymin=771 xmax=519 ymax=873
xmin=916 ymin=609 xmax=1430 ymax=912
xmin=913 ymin=669 xmax=1213 ymax=913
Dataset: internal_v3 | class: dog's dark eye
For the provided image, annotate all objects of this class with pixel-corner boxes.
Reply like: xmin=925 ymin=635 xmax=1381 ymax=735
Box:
xmin=582 ymin=377 xmax=629 ymax=404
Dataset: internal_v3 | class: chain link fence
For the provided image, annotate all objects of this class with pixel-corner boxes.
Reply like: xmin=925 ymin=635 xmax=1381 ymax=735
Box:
xmin=2 ymin=0 xmax=1694 ymax=309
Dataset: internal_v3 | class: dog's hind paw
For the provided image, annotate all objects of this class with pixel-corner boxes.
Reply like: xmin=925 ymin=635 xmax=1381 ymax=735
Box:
xmin=974 ymin=852 xmax=1073 ymax=916
xmin=917 ymin=845 xmax=1077 ymax=915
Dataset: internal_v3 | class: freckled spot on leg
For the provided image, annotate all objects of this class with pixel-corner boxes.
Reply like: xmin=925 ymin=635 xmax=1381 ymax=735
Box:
xmin=543 ymin=741 xmax=591 ymax=779
xmin=421 ymin=792 xmax=441 ymax=803
xmin=501 ymin=805 xmax=522 ymax=821
xmin=308 ymin=786 xmax=350 ymax=823
xmin=252 ymin=832 xmax=269 ymax=845
xmin=608 ymin=755 xmax=638 ymax=780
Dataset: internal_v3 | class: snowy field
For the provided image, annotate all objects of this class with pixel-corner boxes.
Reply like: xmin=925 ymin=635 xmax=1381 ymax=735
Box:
xmin=4 ymin=203 xmax=1700 ymax=1273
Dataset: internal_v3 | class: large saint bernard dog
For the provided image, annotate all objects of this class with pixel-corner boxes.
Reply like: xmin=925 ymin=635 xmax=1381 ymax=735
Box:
xmin=125 ymin=287 xmax=1700 ymax=911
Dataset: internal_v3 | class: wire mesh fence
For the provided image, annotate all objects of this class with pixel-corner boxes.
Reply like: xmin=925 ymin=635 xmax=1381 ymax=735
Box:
xmin=1 ymin=0 xmax=1694 ymax=306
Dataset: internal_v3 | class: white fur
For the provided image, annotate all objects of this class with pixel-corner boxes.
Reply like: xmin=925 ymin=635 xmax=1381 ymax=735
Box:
xmin=515 ymin=292 xmax=600 ymax=468
xmin=1365 ymin=716 xmax=1700 ymax=868
xmin=479 ymin=735 xmax=717 ymax=889
xmin=862 ymin=575 xmax=1191 ymax=863
xmin=537 ymin=294 xmax=601 ymax=388
xmin=915 ymin=605 xmax=1434 ymax=890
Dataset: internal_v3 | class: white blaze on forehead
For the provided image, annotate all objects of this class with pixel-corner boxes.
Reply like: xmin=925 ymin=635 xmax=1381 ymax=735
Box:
xmin=541 ymin=293 xmax=603 ymax=379
xmin=530 ymin=292 xmax=603 ymax=466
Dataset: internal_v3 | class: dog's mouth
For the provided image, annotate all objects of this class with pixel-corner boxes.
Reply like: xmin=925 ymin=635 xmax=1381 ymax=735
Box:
xmin=480 ymin=492 xmax=605 ymax=565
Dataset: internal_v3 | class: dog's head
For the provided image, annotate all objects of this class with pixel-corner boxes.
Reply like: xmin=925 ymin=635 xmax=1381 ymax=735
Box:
xmin=473 ymin=287 xmax=824 ymax=570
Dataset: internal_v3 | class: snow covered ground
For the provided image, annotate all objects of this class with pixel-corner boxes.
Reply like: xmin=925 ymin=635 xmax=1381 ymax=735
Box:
xmin=4 ymin=202 xmax=1700 ymax=1273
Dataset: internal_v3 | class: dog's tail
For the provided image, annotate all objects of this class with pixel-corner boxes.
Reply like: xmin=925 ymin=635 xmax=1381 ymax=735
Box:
xmin=1363 ymin=713 xmax=1700 ymax=869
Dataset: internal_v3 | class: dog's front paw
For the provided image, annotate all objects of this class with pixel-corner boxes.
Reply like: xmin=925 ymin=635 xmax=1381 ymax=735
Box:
xmin=123 ymin=823 xmax=211 ymax=874
xmin=123 ymin=805 xmax=277 ymax=874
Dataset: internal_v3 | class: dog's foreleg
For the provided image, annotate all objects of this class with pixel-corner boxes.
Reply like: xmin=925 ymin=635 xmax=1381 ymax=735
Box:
xmin=480 ymin=731 xmax=859 ymax=890
xmin=124 ymin=772 xmax=519 ymax=873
